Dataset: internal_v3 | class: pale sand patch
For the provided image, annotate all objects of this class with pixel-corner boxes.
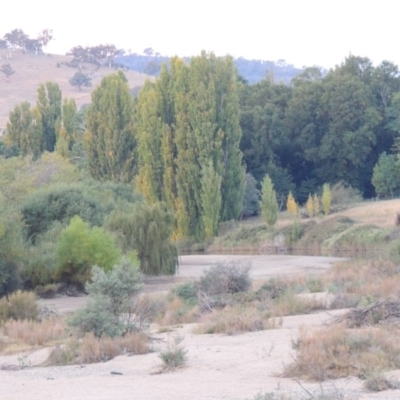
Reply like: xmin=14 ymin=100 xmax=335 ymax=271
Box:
xmin=3 ymin=255 xmax=399 ymax=399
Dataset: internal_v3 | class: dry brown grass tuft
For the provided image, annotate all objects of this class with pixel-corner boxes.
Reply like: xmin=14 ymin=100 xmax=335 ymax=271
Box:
xmin=195 ymin=304 xmax=280 ymax=335
xmin=1 ymin=317 xmax=67 ymax=350
xmin=0 ymin=291 xmax=38 ymax=322
xmin=78 ymin=332 xmax=149 ymax=364
xmin=158 ymin=296 xmax=199 ymax=326
xmin=284 ymin=324 xmax=400 ymax=381
xmin=47 ymin=331 xmax=149 ymax=365
xmin=325 ymin=258 xmax=400 ymax=303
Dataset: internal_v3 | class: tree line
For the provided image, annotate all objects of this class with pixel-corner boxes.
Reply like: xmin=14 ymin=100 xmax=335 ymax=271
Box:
xmin=6 ymin=53 xmax=400 ymax=223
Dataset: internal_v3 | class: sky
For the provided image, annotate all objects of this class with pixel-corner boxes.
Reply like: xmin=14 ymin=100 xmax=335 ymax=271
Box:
xmin=1 ymin=0 xmax=398 ymax=69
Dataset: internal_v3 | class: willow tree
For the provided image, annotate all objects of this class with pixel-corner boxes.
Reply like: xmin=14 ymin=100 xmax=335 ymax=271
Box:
xmin=85 ymin=72 xmax=136 ymax=182
xmin=131 ymin=202 xmax=177 ymax=275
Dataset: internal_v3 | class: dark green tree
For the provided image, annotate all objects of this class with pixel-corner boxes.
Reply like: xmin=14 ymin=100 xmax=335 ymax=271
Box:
xmin=0 ymin=63 xmax=15 ymax=79
xmin=371 ymin=152 xmax=400 ymax=197
xmin=69 ymin=71 xmax=92 ymax=91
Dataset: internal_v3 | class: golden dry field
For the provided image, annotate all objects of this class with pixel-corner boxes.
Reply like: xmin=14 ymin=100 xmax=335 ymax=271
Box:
xmin=0 ymin=50 xmax=152 ymax=131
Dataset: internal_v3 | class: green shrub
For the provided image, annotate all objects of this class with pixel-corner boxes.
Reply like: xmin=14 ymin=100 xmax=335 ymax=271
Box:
xmin=34 ymin=283 xmax=61 ymax=298
xmin=68 ymin=257 xmax=142 ymax=337
xmin=21 ymin=184 xmax=108 ymax=242
xmin=330 ymin=181 xmax=362 ymax=206
xmin=171 ymin=281 xmax=198 ymax=307
xmin=159 ymin=338 xmax=187 ymax=371
xmin=55 ymin=216 xmax=120 ymax=288
xmin=68 ymin=296 xmax=124 ymax=338
xmin=197 ymin=263 xmax=251 ymax=296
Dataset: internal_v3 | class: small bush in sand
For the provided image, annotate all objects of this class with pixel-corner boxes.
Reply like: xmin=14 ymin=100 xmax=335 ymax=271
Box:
xmin=158 ymin=337 xmax=187 ymax=371
xmin=197 ymin=263 xmax=251 ymax=297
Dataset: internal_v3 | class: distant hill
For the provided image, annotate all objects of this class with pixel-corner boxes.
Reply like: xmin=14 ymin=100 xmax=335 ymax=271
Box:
xmin=0 ymin=51 xmax=152 ymax=131
xmin=115 ymin=53 xmax=307 ymax=84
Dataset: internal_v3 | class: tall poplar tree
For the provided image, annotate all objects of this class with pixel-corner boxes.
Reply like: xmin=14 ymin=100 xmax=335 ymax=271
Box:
xmin=5 ymin=102 xmax=43 ymax=159
xmin=37 ymin=82 xmax=62 ymax=152
xmin=135 ymin=53 xmax=245 ymax=239
xmin=85 ymin=72 xmax=136 ymax=182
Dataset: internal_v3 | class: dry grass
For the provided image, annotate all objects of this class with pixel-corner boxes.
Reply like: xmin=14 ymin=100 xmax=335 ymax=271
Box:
xmin=47 ymin=331 xmax=149 ymax=365
xmin=284 ymin=324 xmax=400 ymax=381
xmin=337 ymin=199 xmax=400 ymax=228
xmin=0 ymin=317 xmax=67 ymax=352
xmin=325 ymin=258 xmax=400 ymax=303
xmin=0 ymin=291 xmax=38 ymax=322
xmin=158 ymin=296 xmax=200 ymax=326
xmin=195 ymin=305 xmax=280 ymax=334
xmin=0 ymin=50 xmax=152 ymax=130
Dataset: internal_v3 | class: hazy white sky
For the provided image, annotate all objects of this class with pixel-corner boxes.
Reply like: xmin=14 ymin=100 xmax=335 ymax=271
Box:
xmin=2 ymin=0 xmax=398 ymax=68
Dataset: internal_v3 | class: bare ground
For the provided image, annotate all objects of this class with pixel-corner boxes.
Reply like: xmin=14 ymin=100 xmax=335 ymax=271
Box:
xmin=1 ymin=255 xmax=399 ymax=400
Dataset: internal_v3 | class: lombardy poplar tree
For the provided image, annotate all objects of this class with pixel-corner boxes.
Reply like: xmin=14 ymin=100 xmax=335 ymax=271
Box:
xmin=6 ymin=101 xmax=43 ymax=158
xmin=37 ymin=81 xmax=62 ymax=152
xmin=201 ymin=161 xmax=222 ymax=238
xmin=135 ymin=52 xmax=245 ymax=239
xmin=85 ymin=72 xmax=136 ymax=182
xmin=259 ymin=174 xmax=278 ymax=227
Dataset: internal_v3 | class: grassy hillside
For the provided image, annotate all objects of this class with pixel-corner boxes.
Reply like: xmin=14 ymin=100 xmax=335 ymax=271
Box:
xmin=210 ymin=199 xmax=400 ymax=253
xmin=0 ymin=50 xmax=152 ymax=131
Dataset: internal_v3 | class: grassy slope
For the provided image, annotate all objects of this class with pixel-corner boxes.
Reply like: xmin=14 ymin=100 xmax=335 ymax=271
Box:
xmin=0 ymin=50 xmax=152 ymax=131
xmin=212 ymin=199 xmax=400 ymax=251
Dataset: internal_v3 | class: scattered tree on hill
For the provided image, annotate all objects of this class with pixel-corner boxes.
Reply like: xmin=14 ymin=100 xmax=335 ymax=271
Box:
xmin=37 ymin=29 xmax=53 ymax=53
xmin=3 ymin=29 xmax=28 ymax=53
xmin=0 ymin=63 xmax=15 ymax=79
xmin=67 ymin=44 xmax=120 ymax=69
xmin=69 ymin=71 xmax=92 ymax=91
xmin=259 ymin=174 xmax=278 ymax=227
xmin=85 ymin=72 xmax=136 ymax=182
xmin=306 ymin=194 xmax=314 ymax=217
xmin=286 ymin=191 xmax=298 ymax=215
